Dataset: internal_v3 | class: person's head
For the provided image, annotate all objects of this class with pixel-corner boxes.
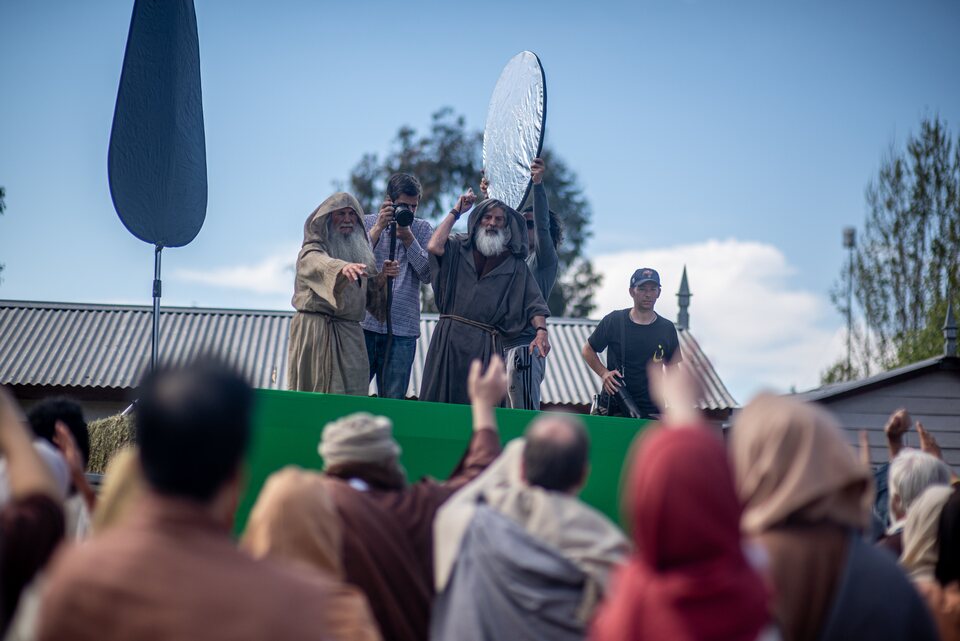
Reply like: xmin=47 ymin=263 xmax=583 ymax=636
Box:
xmin=730 ymin=394 xmax=872 ymax=535
xmin=522 ymin=415 xmax=589 ymax=494
xmin=319 ymin=413 xmax=405 ymax=485
xmin=935 ymin=487 xmax=960 ymax=586
xmin=901 ymin=484 xmax=953 ymax=581
xmin=888 ymin=449 xmax=951 ymax=522
xmin=598 ymin=426 xmax=771 ymax=641
xmin=135 ymin=361 xmax=253 ymax=513
xmin=629 ymin=268 xmax=661 ymax=312
xmin=91 ymin=446 xmax=145 ymax=534
xmin=386 ymin=173 xmax=422 ymax=214
xmin=27 ymin=397 xmax=90 ymax=469
xmin=325 ymin=206 xmax=375 ymax=266
xmin=242 ymin=466 xmax=344 ymax=579
xmin=519 ymin=206 xmax=563 ymax=253
xmin=473 ymin=206 xmax=512 ymax=257
xmin=303 ymin=192 xmax=375 ymax=267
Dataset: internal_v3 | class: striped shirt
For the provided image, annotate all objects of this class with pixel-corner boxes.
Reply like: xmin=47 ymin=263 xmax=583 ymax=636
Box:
xmin=361 ymin=214 xmax=434 ymax=338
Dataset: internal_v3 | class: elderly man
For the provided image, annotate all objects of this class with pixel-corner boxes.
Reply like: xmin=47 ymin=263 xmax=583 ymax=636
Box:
xmin=288 ymin=192 xmax=398 ymax=395
xmin=38 ymin=362 xmax=342 ymax=641
xmin=879 ymin=448 xmax=951 ymax=556
xmin=432 ymin=415 xmax=629 ymax=640
xmin=420 ymin=191 xmax=550 ymax=405
xmin=317 ymin=357 xmax=506 ymax=641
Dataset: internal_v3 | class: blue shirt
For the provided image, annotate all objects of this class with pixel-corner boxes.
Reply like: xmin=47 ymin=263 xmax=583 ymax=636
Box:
xmin=361 ymin=215 xmax=434 ymax=337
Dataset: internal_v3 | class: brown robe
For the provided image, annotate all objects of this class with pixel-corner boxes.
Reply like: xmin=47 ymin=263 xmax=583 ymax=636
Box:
xmin=37 ymin=493 xmax=339 ymax=641
xmin=288 ymin=192 xmax=387 ymax=395
xmin=324 ymin=428 xmax=501 ymax=641
xmin=420 ymin=199 xmax=549 ymax=405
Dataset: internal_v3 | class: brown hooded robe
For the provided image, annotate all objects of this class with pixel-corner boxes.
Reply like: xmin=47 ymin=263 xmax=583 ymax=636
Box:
xmin=288 ymin=193 xmax=386 ymax=395
xmin=420 ymin=199 xmax=549 ymax=405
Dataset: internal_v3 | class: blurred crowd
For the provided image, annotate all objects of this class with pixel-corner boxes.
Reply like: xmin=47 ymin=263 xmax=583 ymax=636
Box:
xmin=0 ymin=357 xmax=958 ymax=641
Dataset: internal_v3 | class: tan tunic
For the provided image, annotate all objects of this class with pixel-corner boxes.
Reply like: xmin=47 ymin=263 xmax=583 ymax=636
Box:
xmin=287 ymin=192 xmax=386 ymax=395
xmin=37 ymin=493 xmax=339 ymax=641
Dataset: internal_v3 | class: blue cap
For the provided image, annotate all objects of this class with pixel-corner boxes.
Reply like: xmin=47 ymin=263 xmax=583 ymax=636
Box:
xmin=630 ymin=268 xmax=661 ymax=288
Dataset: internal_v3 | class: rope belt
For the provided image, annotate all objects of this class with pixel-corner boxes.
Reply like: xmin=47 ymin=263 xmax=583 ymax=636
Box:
xmin=439 ymin=314 xmax=500 ymax=352
xmin=299 ymin=310 xmax=355 ymax=324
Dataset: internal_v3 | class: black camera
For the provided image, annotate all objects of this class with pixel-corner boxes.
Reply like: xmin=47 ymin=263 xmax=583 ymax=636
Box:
xmin=393 ymin=203 xmax=415 ymax=227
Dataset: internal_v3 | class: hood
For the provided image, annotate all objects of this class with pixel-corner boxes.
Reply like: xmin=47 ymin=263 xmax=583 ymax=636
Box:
xmin=467 ymin=198 xmax=529 ymax=258
xmin=301 ymin=192 xmax=367 ymax=248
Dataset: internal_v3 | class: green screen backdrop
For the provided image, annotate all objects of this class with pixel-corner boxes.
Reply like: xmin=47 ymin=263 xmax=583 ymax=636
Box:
xmin=236 ymin=389 xmax=649 ymax=533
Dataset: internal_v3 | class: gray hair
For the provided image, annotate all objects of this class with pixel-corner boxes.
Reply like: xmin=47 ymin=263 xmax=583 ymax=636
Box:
xmin=889 ymin=449 xmax=952 ymax=518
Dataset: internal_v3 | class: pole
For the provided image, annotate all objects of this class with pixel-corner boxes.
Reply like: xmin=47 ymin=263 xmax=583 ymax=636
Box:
xmin=151 ymin=244 xmax=163 ymax=372
xmin=379 ymin=222 xmax=398 ymax=394
xmin=843 ymin=227 xmax=856 ymax=379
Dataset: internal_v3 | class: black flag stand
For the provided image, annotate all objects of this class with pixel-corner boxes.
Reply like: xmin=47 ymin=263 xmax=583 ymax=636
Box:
xmin=151 ymin=244 xmax=163 ymax=372
xmin=379 ymin=222 xmax=398 ymax=394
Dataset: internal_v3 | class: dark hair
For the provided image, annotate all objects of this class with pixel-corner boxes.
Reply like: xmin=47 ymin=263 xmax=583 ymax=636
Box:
xmin=386 ymin=173 xmax=422 ymax=202
xmin=135 ymin=361 xmax=253 ymax=502
xmin=28 ymin=397 xmax=90 ymax=467
xmin=523 ymin=416 xmax=589 ymax=492
xmin=935 ymin=488 xmax=960 ymax=585
xmin=519 ymin=206 xmax=564 ymax=251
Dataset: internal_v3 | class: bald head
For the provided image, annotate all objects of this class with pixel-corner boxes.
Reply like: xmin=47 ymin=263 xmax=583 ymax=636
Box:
xmin=522 ymin=415 xmax=589 ymax=494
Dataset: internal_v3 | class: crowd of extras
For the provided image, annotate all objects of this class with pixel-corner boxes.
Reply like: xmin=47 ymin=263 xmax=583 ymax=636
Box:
xmin=2 ymin=355 xmax=960 ymax=641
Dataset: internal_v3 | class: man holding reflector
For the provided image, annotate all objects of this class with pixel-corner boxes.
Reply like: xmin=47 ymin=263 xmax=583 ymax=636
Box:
xmin=420 ymin=192 xmax=550 ymax=405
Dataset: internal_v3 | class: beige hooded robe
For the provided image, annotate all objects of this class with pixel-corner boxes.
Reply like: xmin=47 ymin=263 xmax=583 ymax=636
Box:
xmin=287 ymin=193 xmax=386 ymax=395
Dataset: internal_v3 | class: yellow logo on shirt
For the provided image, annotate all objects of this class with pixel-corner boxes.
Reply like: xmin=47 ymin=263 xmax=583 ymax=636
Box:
xmin=652 ymin=344 xmax=665 ymax=363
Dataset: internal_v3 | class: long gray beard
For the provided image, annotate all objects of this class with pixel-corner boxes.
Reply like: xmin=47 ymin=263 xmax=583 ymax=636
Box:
xmin=327 ymin=226 xmax=375 ymax=267
xmin=474 ymin=227 xmax=511 ymax=257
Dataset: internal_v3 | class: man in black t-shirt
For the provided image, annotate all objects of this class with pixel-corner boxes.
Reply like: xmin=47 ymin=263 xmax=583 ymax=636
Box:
xmin=581 ymin=268 xmax=682 ymax=418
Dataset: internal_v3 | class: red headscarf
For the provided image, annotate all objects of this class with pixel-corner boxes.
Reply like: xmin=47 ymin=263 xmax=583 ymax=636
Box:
xmin=591 ymin=427 xmax=770 ymax=641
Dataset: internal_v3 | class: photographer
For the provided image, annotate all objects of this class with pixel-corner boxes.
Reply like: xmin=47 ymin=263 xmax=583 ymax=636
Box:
xmin=362 ymin=173 xmax=434 ymax=399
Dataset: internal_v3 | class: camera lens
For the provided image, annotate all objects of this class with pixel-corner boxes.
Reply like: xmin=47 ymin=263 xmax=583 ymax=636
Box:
xmin=394 ymin=204 xmax=414 ymax=227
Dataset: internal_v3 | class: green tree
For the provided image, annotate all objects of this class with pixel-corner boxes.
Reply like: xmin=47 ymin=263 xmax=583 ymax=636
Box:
xmin=824 ymin=116 xmax=960 ymax=383
xmin=344 ymin=107 xmax=602 ymax=317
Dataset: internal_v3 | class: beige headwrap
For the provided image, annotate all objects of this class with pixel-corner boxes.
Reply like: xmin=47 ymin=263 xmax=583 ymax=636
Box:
xmin=900 ymin=484 xmax=954 ymax=582
xmin=319 ymin=413 xmax=402 ymax=469
xmin=91 ymin=446 xmax=145 ymax=535
xmin=241 ymin=466 xmax=343 ymax=578
xmin=730 ymin=393 xmax=873 ymax=534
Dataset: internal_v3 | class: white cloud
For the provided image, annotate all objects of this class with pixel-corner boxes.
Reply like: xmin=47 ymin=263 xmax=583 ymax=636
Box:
xmin=174 ymin=248 xmax=296 ymax=296
xmin=592 ymin=238 xmax=845 ymax=401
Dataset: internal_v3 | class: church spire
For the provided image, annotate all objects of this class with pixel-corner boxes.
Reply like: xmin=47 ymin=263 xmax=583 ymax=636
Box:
xmin=677 ymin=266 xmax=691 ymax=330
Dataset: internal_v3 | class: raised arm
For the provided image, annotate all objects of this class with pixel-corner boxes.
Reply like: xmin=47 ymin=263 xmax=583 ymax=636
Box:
xmin=443 ymin=356 xmax=506 ymax=492
xmin=0 ymin=386 xmax=60 ymax=501
xmin=531 ymin=159 xmax=558 ymax=269
xmin=427 ymin=189 xmax=476 ymax=256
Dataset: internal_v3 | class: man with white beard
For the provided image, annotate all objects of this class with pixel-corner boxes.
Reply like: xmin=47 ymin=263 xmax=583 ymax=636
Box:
xmin=420 ymin=191 xmax=550 ymax=405
xmin=287 ymin=192 xmax=399 ymax=394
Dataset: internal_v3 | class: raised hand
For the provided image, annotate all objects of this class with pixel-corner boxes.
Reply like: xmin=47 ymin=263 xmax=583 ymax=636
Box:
xmin=467 ymin=355 xmax=508 ymax=407
xmin=530 ymin=157 xmax=546 ymax=184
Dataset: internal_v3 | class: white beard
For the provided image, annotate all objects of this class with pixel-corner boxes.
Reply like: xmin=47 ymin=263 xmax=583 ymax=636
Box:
xmin=474 ymin=226 xmax=511 ymax=257
xmin=327 ymin=223 xmax=375 ymax=267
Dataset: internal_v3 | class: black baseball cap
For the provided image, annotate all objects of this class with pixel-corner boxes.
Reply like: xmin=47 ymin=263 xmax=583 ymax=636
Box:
xmin=630 ymin=268 xmax=661 ymax=288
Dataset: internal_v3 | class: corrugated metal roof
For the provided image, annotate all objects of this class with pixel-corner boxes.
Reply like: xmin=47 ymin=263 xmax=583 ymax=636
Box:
xmin=0 ymin=299 xmax=737 ymax=410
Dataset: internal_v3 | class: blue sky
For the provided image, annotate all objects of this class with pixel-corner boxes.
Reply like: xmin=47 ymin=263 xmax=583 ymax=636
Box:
xmin=2 ymin=0 xmax=958 ymax=399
